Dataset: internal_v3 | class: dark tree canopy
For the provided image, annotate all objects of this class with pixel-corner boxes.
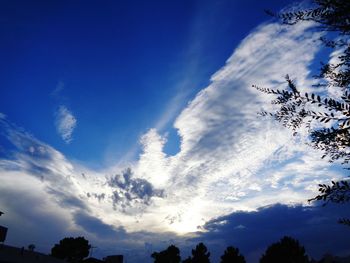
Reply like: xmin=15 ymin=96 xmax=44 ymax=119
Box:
xmin=220 ymin=246 xmax=246 ymax=263
xmin=260 ymin=236 xmax=310 ymax=263
xmin=255 ymin=0 xmax=350 ymax=224
xmin=51 ymin=237 xmax=91 ymax=263
xmin=151 ymin=245 xmax=181 ymax=263
xmin=28 ymin=244 xmax=35 ymax=252
xmin=185 ymin=243 xmax=211 ymax=263
xmin=266 ymin=0 xmax=350 ymax=34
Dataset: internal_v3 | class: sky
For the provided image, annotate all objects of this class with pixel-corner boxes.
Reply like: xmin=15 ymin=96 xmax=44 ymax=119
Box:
xmin=0 ymin=0 xmax=349 ymax=262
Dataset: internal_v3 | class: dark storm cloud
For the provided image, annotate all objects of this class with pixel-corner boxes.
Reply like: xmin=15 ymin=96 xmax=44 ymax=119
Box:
xmin=47 ymin=188 xmax=88 ymax=210
xmin=0 ymin=187 xmax=71 ymax=253
xmin=108 ymin=168 xmax=164 ymax=210
xmin=193 ymin=203 xmax=350 ymax=262
xmin=73 ymin=211 xmax=126 ymax=239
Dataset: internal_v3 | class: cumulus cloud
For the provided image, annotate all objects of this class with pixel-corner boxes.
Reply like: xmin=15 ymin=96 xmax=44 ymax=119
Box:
xmin=55 ymin=105 xmax=77 ymax=144
xmin=73 ymin=211 xmax=126 ymax=239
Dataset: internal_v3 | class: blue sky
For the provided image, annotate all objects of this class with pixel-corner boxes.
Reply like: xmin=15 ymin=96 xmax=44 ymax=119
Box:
xmin=1 ymin=0 xmax=349 ymax=262
xmin=0 ymin=0 xmax=293 ymax=167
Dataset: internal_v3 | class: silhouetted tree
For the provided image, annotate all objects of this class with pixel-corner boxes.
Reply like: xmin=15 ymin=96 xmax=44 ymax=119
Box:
xmin=255 ymin=0 xmax=350 ymax=224
xmin=151 ymin=245 xmax=181 ymax=263
xmin=51 ymin=237 xmax=91 ymax=263
xmin=184 ymin=243 xmax=210 ymax=263
xmin=260 ymin=236 xmax=310 ymax=263
xmin=220 ymin=246 xmax=246 ymax=263
xmin=28 ymin=244 xmax=35 ymax=252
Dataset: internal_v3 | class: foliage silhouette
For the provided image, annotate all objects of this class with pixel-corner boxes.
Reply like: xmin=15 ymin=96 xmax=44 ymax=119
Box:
xmin=184 ymin=242 xmax=210 ymax=263
xmin=260 ymin=236 xmax=310 ymax=263
xmin=255 ymin=0 xmax=350 ymax=224
xmin=28 ymin=244 xmax=35 ymax=252
xmin=220 ymin=246 xmax=246 ymax=263
xmin=151 ymin=245 xmax=181 ymax=263
xmin=266 ymin=0 xmax=350 ymax=34
xmin=51 ymin=236 xmax=91 ymax=263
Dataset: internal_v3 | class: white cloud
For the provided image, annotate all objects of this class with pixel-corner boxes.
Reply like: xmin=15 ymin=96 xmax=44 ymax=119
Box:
xmin=55 ymin=105 xmax=77 ymax=143
xmin=133 ymin=21 xmax=340 ymax=231
xmin=0 ymin=19 xmax=346 ymax=262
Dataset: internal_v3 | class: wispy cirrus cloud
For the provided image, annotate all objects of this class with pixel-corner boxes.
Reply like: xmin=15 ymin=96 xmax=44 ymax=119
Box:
xmin=55 ymin=105 xmax=77 ymax=144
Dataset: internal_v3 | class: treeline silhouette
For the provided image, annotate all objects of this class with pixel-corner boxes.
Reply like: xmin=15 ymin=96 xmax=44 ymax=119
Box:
xmin=49 ymin=235 xmax=347 ymax=263
xmin=151 ymin=236 xmax=311 ymax=263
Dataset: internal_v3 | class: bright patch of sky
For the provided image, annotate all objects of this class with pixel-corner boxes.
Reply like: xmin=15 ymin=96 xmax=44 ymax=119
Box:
xmin=1 ymin=1 xmax=349 ymax=262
